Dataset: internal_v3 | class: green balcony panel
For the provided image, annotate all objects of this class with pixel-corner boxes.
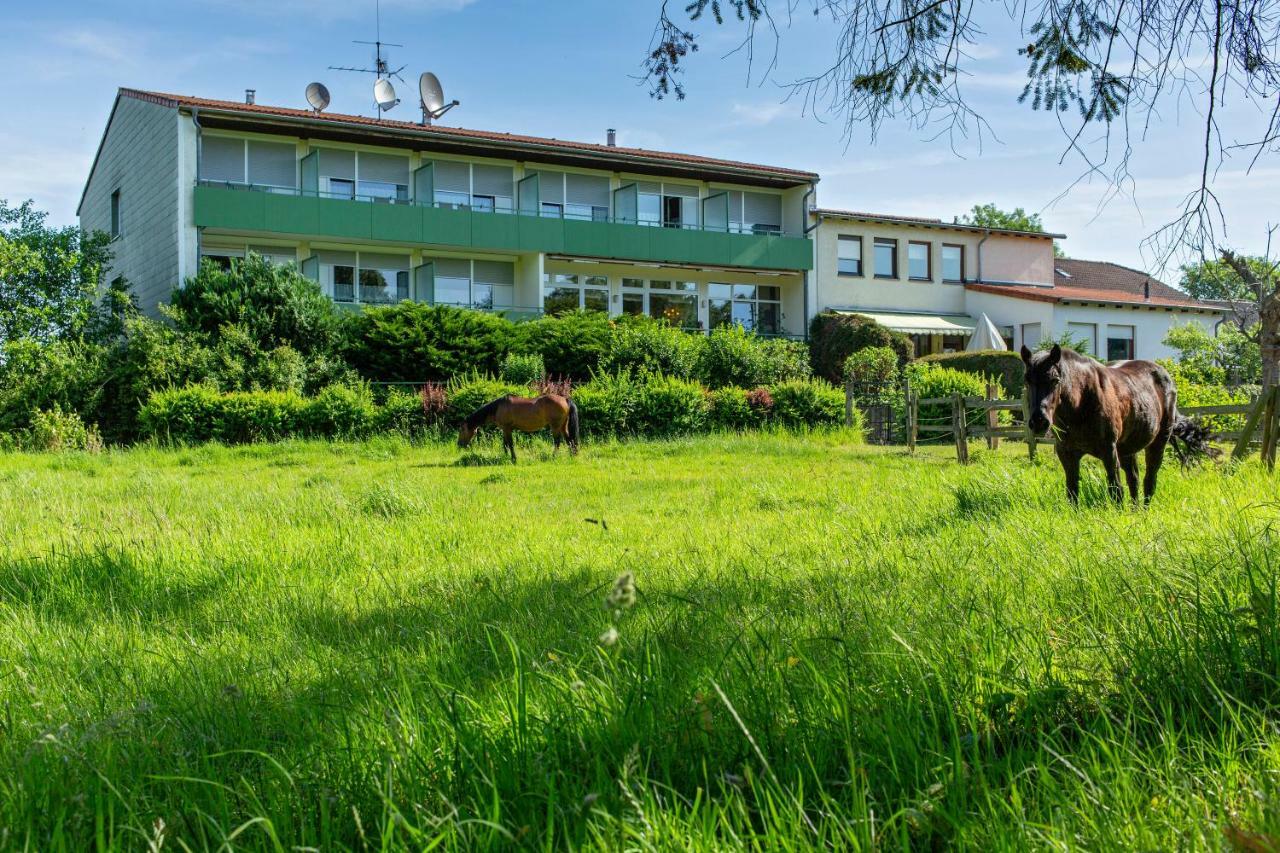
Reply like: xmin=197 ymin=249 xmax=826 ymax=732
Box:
xmin=193 ymin=184 xmax=813 ymax=270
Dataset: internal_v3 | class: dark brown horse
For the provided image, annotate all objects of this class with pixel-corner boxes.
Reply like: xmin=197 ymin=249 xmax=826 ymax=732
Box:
xmin=458 ymin=394 xmax=579 ymax=462
xmin=1022 ymin=344 xmax=1215 ymax=504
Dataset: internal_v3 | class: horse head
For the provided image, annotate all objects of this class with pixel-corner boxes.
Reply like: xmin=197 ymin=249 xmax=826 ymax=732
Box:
xmin=1021 ymin=344 xmax=1063 ymax=436
xmin=457 ymin=420 xmax=478 ymax=448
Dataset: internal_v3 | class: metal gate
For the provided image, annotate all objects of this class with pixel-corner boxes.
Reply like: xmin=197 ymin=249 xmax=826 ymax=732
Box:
xmin=844 ymin=378 xmax=904 ymax=445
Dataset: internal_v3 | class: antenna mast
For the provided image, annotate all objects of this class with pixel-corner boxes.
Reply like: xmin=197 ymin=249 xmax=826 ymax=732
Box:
xmin=328 ymin=0 xmax=406 ymax=118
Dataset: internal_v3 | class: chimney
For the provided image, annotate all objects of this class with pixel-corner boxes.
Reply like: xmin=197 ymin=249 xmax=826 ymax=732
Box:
xmin=245 ymin=89 xmax=256 ymax=105
xmin=1143 ymin=279 xmax=1150 ymax=300
xmin=606 ymin=128 xmax=617 ymax=147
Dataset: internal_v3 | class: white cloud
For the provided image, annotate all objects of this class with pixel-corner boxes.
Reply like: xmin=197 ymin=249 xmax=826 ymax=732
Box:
xmin=729 ymin=100 xmax=794 ymax=127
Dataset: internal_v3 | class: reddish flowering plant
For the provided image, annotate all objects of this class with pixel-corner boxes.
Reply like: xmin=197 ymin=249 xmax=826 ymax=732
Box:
xmin=419 ymin=383 xmax=448 ymax=422
xmin=536 ymin=376 xmax=574 ymax=398
xmin=746 ymin=387 xmax=774 ymax=412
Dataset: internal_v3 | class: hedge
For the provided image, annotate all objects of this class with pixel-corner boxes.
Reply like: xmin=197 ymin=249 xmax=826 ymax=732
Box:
xmin=918 ymin=350 xmax=1026 ymax=397
xmin=808 ymin=311 xmax=914 ymax=383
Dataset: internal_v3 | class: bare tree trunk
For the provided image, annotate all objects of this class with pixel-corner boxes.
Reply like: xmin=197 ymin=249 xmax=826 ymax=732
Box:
xmin=1223 ymin=251 xmax=1279 ymax=391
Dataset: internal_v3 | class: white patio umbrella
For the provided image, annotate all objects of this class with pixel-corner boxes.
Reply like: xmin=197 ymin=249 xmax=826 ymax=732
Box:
xmin=966 ymin=313 xmax=1007 ymax=352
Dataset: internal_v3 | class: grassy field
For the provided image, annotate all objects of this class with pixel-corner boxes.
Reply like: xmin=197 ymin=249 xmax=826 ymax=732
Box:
xmin=1 ymin=431 xmax=1278 ymax=850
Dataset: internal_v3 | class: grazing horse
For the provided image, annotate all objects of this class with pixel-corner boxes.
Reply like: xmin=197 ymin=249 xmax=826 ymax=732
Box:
xmin=1022 ymin=344 xmax=1215 ymax=505
xmin=457 ymin=394 xmax=579 ymax=463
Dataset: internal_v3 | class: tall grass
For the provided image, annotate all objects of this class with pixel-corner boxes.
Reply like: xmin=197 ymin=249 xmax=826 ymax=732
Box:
xmin=0 ymin=434 xmax=1276 ymax=849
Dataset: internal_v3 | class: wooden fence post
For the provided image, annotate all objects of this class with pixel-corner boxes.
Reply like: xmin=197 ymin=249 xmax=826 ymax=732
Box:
xmin=907 ymin=391 xmax=918 ymax=453
xmin=1022 ymin=387 xmax=1037 ymax=460
xmin=1232 ymin=389 xmax=1271 ymax=461
xmin=844 ymin=381 xmax=856 ymax=428
xmin=1262 ymin=386 xmax=1279 ymax=471
xmin=986 ymin=383 xmax=999 ymax=451
xmin=953 ymin=393 xmax=970 ymax=464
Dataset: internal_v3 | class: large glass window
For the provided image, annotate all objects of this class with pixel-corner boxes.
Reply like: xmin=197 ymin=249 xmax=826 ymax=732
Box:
xmin=708 ymin=282 xmax=781 ymax=335
xmin=543 ymin=274 xmax=609 ymax=315
xmin=908 ymin=241 xmax=931 ymax=281
xmin=874 ymin=238 xmax=898 ymax=279
xmin=620 ymin=278 xmax=699 ymax=328
xmin=358 ymin=269 xmax=408 ymax=303
xmin=320 ymin=252 xmax=410 ymax=305
xmin=941 ymin=244 xmax=964 ymax=282
xmin=333 ymin=265 xmax=355 ymax=303
xmin=1106 ymin=325 xmax=1135 ymax=360
xmin=837 ymin=236 xmax=862 ymax=276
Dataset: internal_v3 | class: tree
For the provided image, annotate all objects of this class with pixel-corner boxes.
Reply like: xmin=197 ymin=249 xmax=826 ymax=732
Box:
xmin=957 ymin=204 xmax=1065 ymax=256
xmin=0 ymin=199 xmax=113 ymax=346
xmin=1162 ymin=321 xmax=1261 ymax=386
xmin=642 ymin=0 xmax=1280 ymax=256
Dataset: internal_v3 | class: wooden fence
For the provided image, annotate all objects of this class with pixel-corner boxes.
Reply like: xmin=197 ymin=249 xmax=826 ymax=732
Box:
xmin=901 ymin=385 xmax=1280 ymax=468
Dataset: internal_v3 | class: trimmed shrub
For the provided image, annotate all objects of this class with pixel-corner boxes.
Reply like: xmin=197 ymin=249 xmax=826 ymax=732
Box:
xmin=808 ymin=312 xmax=913 ymax=383
xmin=301 ymin=385 xmax=378 ymax=439
xmin=768 ymin=379 xmax=847 ymax=428
xmin=572 ymin=372 xmax=639 ymax=437
xmin=514 ymin=311 xmax=613 ymax=380
xmin=23 ymin=406 xmax=103 ymax=452
xmin=706 ymin=387 xmax=754 ymax=430
xmin=906 ymin=362 xmax=995 ymax=429
xmin=918 ymin=350 xmax=1025 ymax=397
xmin=343 ymin=302 xmax=516 ymax=382
xmin=602 ymin=318 xmax=704 ymax=379
xmin=378 ymin=388 xmax=433 ymax=437
xmin=631 ymin=375 xmax=709 ymax=436
xmin=699 ymin=325 xmax=811 ymax=389
xmin=170 ymin=254 xmax=343 ymax=357
xmin=843 ymin=346 xmax=899 ymax=387
xmin=140 ymin=385 xmax=306 ymax=444
xmin=500 ymin=352 xmax=545 ymax=385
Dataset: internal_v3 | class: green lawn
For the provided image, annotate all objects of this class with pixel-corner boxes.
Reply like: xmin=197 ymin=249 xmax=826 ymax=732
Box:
xmin=1 ymin=432 xmax=1278 ymax=850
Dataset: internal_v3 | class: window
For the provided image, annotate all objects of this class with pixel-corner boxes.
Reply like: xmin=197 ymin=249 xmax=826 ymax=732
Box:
xmin=110 ymin=189 xmax=121 ymax=238
xmin=942 ymin=334 xmax=966 ymax=353
xmin=543 ymin=274 xmax=609 ymax=315
xmin=837 ymin=236 xmax=862 ymax=276
xmin=1067 ymin=322 xmax=1096 ymax=355
xmin=327 ymin=178 xmax=355 ymax=199
xmin=908 ymin=334 xmax=935 ymax=357
xmin=358 ymin=268 xmax=409 ymax=304
xmin=908 ymin=241 xmax=931 ymax=281
xmin=540 ymin=202 xmax=563 ymax=218
xmin=708 ymin=282 xmax=781 ymax=335
xmin=999 ymin=325 xmax=1015 ymax=350
xmin=319 ymin=251 xmax=410 ymax=305
xmin=620 ymin=278 xmax=699 ymax=328
xmin=941 ymin=244 xmax=964 ymax=283
xmin=333 ymin=265 xmax=355 ymax=303
xmin=874 ymin=238 xmax=898 ymax=279
xmin=1021 ymin=323 xmax=1042 ymax=349
xmin=471 ymin=195 xmax=496 ymax=213
xmin=1106 ymin=325 xmax=1135 ymax=360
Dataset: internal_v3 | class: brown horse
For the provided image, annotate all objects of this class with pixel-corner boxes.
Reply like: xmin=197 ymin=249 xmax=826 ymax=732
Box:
xmin=1022 ymin=344 xmax=1215 ymax=505
xmin=457 ymin=394 xmax=579 ymax=462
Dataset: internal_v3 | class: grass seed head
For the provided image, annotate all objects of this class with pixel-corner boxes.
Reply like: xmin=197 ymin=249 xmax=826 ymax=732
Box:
xmin=606 ymin=572 xmax=636 ymax=610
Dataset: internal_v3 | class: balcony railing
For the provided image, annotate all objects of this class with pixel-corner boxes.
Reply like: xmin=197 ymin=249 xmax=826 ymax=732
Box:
xmin=193 ymin=180 xmax=814 ymax=271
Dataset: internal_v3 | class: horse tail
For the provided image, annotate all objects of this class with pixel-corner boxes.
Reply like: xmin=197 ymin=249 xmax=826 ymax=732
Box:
xmin=567 ymin=398 xmax=580 ymax=450
xmin=1170 ymin=413 xmax=1220 ymax=465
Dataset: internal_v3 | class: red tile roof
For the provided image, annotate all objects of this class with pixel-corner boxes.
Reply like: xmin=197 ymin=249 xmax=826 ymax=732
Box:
xmin=813 ymin=207 xmax=1065 ymax=239
xmin=120 ymin=88 xmax=819 ymax=182
xmin=966 ymin=259 xmax=1224 ymax=311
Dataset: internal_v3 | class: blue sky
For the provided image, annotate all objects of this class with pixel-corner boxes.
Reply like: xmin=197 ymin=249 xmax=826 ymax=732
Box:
xmin=2 ymin=0 xmax=1274 ymax=278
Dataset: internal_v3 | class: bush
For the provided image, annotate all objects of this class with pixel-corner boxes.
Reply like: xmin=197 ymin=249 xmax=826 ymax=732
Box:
xmin=699 ymin=325 xmax=811 ymax=388
xmin=302 ymin=384 xmax=379 ymax=439
xmin=514 ymin=311 xmax=613 ymax=380
xmin=140 ymin=385 xmax=306 ymax=444
xmin=602 ymin=318 xmax=704 ymax=379
xmin=1160 ymin=359 xmax=1257 ymax=434
xmin=378 ymin=388 xmax=433 ymax=437
xmin=170 ymin=254 xmax=343 ymax=357
xmin=500 ymin=352 xmax=545 ymax=385
xmin=572 ymin=372 xmax=639 ymax=437
xmin=918 ymin=350 xmax=1026 ymax=397
xmin=843 ymin=346 xmax=899 ymax=387
xmin=906 ymin=362 xmax=996 ymax=428
xmin=343 ymin=302 xmax=516 ymax=382
xmin=631 ymin=375 xmax=709 ymax=436
xmin=0 ymin=339 xmax=106 ymax=435
xmin=22 ymin=406 xmax=103 ymax=452
xmin=808 ymin=312 xmax=913 ymax=383
xmin=768 ymin=379 xmax=847 ymax=428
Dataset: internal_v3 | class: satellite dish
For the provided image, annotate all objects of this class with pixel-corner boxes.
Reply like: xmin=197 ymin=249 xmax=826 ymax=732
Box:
xmin=419 ymin=72 xmax=444 ymax=114
xmin=418 ymin=71 xmax=460 ymax=124
xmin=373 ymin=78 xmax=399 ymax=112
xmin=305 ymin=82 xmax=331 ymax=112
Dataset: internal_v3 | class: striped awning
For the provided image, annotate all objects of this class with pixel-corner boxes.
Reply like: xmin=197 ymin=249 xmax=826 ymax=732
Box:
xmin=837 ymin=311 xmax=977 ymax=336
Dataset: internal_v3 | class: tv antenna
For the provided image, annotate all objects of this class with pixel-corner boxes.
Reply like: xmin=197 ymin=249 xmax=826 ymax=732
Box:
xmin=328 ymin=0 xmax=405 ymax=117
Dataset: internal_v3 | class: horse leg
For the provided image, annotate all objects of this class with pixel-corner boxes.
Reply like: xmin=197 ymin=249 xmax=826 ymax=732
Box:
xmin=1121 ymin=454 xmax=1140 ymax=505
xmin=1144 ymin=432 xmax=1169 ymax=504
xmin=1056 ymin=445 xmax=1083 ymax=505
xmin=1102 ymin=445 xmax=1124 ymax=505
xmin=504 ymin=428 xmax=516 ymax=463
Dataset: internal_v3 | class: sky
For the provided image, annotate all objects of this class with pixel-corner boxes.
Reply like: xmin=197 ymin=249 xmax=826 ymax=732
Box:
xmin=1 ymin=0 xmax=1275 ymax=280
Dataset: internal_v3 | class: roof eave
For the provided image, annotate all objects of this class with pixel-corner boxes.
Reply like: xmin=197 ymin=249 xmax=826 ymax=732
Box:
xmin=813 ymin=208 xmax=1066 ymax=239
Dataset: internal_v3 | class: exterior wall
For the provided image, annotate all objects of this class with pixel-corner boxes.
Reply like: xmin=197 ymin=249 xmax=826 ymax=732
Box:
xmin=79 ymin=96 xmax=182 ymax=315
xmin=962 ymin=288 xmax=1054 ymax=350
xmin=809 ymin=216 xmax=1056 ymax=321
xmin=1053 ymin=303 xmax=1216 ymax=361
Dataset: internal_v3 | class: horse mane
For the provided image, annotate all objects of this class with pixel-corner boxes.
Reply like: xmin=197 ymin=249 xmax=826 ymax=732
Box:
xmin=464 ymin=397 xmax=509 ymax=429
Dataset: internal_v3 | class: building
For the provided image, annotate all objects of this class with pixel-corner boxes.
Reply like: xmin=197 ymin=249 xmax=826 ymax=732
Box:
xmin=78 ymin=88 xmax=1225 ymax=360
xmin=809 ymin=209 xmax=1226 ymax=360
xmin=78 ymin=88 xmax=818 ymax=336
